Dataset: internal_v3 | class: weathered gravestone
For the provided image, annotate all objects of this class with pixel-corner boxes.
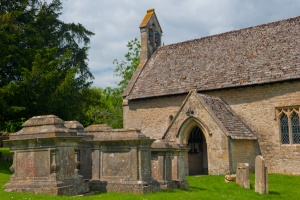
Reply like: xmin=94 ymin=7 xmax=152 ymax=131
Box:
xmin=225 ymin=174 xmax=236 ymax=183
xmin=255 ymin=155 xmax=269 ymax=194
xmin=236 ymin=163 xmax=250 ymax=189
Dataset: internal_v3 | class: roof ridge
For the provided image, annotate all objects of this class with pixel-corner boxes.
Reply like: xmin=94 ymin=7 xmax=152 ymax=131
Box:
xmin=161 ymin=15 xmax=300 ymax=48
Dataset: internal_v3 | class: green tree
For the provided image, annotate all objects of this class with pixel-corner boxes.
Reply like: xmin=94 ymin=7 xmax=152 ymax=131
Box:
xmin=90 ymin=38 xmax=140 ymax=128
xmin=83 ymin=38 xmax=141 ymax=129
xmin=113 ymin=38 xmax=141 ymax=90
xmin=0 ymin=0 xmax=94 ymax=132
xmin=81 ymin=87 xmax=123 ymax=128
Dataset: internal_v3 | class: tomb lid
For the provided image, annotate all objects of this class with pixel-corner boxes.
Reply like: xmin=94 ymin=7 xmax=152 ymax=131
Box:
xmin=84 ymin=124 xmax=112 ymax=132
xmin=85 ymin=125 xmax=151 ymax=141
xmin=9 ymin=115 xmax=78 ymax=140
xmin=64 ymin=121 xmax=85 ymax=135
xmin=22 ymin=115 xmax=64 ymax=127
xmin=151 ymin=140 xmax=187 ymax=150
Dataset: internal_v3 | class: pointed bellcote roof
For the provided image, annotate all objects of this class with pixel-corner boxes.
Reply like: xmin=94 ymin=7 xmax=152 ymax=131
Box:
xmin=139 ymin=9 xmax=163 ymax=60
xmin=122 ymin=8 xmax=164 ymax=98
xmin=139 ymin=8 xmax=162 ymax=33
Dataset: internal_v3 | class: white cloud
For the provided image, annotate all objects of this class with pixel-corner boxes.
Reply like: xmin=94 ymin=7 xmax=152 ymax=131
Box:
xmin=91 ymin=69 xmax=121 ymax=89
xmin=51 ymin=0 xmax=300 ymax=88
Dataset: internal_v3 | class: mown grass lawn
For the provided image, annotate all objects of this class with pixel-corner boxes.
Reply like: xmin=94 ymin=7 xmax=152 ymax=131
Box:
xmin=1 ymin=148 xmax=300 ymax=200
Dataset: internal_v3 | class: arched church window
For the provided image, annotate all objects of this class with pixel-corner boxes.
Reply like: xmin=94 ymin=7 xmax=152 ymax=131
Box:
xmin=280 ymin=114 xmax=289 ymax=144
xmin=291 ymin=113 xmax=300 ymax=144
xmin=277 ymin=107 xmax=300 ymax=145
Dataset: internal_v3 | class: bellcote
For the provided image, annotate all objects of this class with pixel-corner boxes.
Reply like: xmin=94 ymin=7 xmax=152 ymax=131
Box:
xmin=139 ymin=9 xmax=163 ymax=65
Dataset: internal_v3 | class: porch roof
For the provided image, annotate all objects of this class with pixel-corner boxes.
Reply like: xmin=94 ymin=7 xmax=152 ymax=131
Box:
xmin=196 ymin=93 xmax=257 ymax=140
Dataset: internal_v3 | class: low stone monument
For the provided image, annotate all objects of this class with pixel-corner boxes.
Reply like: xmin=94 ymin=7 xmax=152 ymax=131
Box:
xmin=225 ymin=174 xmax=236 ymax=183
xmin=85 ymin=124 xmax=156 ymax=194
xmin=4 ymin=114 xmax=191 ymax=195
xmin=151 ymin=140 xmax=189 ymax=189
xmin=64 ymin=121 xmax=93 ymax=181
xmin=236 ymin=163 xmax=250 ymax=189
xmin=171 ymin=149 xmax=190 ymax=189
xmin=4 ymin=115 xmax=89 ymax=195
xmin=255 ymin=155 xmax=268 ymax=194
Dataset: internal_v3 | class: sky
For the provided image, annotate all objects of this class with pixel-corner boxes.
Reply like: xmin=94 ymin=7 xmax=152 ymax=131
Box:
xmin=55 ymin=0 xmax=300 ymax=88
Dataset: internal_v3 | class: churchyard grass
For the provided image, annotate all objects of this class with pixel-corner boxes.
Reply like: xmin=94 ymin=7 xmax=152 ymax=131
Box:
xmin=0 ymin=148 xmax=12 ymax=156
xmin=1 ymin=157 xmax=300 ymax=199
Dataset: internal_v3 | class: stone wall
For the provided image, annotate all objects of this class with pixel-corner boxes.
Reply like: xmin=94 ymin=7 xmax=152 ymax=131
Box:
xmin=229 ymin=139 xmax=259 ymax=173
xmin=123 ymin=95 xmax=185 ymax=139
xmin=124 ymin=81 xmax=300 ymax=175
xmin=125 ymin=93 xmax=233 ymax=175
xmin=206 ymin=81 xmax=300 ymax=175
xmin=167 ymin=94 xmax=232 ymax=175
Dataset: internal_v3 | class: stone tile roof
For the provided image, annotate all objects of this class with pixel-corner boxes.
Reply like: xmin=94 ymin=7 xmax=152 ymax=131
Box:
xmin=197 ymin=93 xmax=256 ymax=140
xmin=140 ymin=8 xmax=155 ymax=28
xmin=139 ymin=8 xmax=162 ymax=33
xmin=126 ymin=16 xmax=300 ymax=100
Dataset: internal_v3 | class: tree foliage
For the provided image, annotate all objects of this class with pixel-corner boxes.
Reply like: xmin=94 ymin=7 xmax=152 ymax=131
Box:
xmin=85 ymin=38 xmax=141 ymax=129
xmin=81 ymin=87 xmax=123 ymax=129
xmin=0 ymin=0 xmax=141 ymax=131
xmin=0 ymin=0 xmax=94 ymax=132
xmin=113 ymin=38 xmax=141 ymax=90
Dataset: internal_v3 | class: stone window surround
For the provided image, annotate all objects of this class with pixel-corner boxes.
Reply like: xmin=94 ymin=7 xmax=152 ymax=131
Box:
xmin=276 ymin=106 xmax=300 ymax=145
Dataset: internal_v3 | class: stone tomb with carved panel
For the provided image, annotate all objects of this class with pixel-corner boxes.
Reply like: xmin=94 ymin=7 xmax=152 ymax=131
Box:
xmin=85 ymin=124 xmax=156 ymax=194
xmin=4 ymin=115 xmax=88 ymax=195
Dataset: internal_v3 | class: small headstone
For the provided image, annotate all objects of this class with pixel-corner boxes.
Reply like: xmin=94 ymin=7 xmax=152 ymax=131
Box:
xmin=225 ymin=174 xmax=236 ymax=183
xmin=255 ymin=155 xmax=269 ymax=194
xmin=236 ymin=163 xmax=250 ymax=189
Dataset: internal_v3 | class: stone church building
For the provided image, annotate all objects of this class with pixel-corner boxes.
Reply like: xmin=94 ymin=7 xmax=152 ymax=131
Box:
xmin=123 ymin=9 xmax=300 ymax=176
xmin=4 ymin=9 xmax=300 ymax=195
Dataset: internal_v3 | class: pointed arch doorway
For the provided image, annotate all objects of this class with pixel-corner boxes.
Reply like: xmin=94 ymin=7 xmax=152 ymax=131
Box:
xmin=187 ymin=126 xmax=208 ymax=175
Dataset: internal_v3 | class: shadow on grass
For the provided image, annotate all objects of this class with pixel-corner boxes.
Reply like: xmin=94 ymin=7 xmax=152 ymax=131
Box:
xmin=181 ymin=186 xmax=206 ymax=192
xmin=157 ymin=190 xmax=179 ymax=194
xmin=189 ymin=186 xmax=206 ymax=191
xmin=269 ymin=191 xmax=280 ymax=195
xmin=0 ymin=161 xmax=12 ymax=174
xmin=156 ymin=186 xmax=206 ymax=194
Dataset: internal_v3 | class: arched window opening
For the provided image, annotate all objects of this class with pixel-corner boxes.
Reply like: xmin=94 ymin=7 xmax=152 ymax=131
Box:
xmin=291 ymin=113 xmax=300 ymax=144
xmin=280 ymin=114 xmax=290 ymax=144
xmin=148 ymin=28 xmax=154 ymax=47
xmin=154 ymin=32 xmax=161 ymax=47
